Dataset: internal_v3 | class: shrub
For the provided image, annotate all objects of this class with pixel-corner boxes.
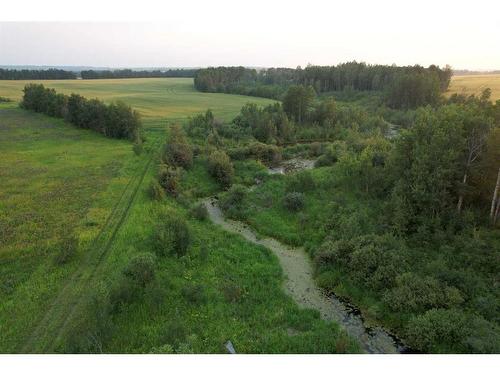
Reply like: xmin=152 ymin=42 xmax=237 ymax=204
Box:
xmin=383 ymin=272 xmax=464 ymax=313
xmin=123 ymin=252 xmax=157 ymax=287
xmin=0 ymin=96 xmax=12 ymax=103
xmin=157 ymin=164 xmax=181 ymax=197
xmin=248 ymin=142 xmax=282 ymax=166
xmin=286 ymin=170 xmax=315 ymax=192
xmin=163 ymin=124 xmax=193 ymax=169
xmin=406 ymin=309 xmax=468 ymax=353
xmin=199 ymin=245 xmax=209 ymax=263
xmin=53 ymin=235 xmax=78 ymax=265
xmin=189 ymin=203 xmax=208 ymax=221
xmin=220 ymin=184 xmax=247 ymax=219
xmin=109 ymin=277 xmax=141 ymax=311
xmin=133 ymin=142 xmax=143 ymax=155
xmin=181 ymin=284 xmax=207 ymax=305
xmin=283 ymin=192 xmax=305 ymax=211
xmin=152 ymin=214 xmax=191 ymax=257
xmin=148 ymin=179 xmax=166 ymax=201
xmin=207 ymin=150 xmax=234 ymax=188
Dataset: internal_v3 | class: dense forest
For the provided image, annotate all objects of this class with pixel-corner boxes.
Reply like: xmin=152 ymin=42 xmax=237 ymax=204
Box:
xmin=193 ymin=63 xmax=452 ymax=109
xmin=21 ymin=84 xmax=141 ymax=140
xmin=0 ymin=68 xmax=77 ymax=80
xmin=80 ymin=69 xmax=198 ymax=79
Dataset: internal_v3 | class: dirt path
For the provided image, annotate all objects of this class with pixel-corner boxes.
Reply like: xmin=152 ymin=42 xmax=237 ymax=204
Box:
xmin=204 ymin=198 xmax=404 ymax=354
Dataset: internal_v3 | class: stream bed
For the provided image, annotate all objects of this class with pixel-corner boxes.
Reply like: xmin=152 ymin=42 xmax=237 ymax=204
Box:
xmin=204 ymin=198 xmax=411 ymax=353
xmin=203 ymin=157 xmax=412 ymax=353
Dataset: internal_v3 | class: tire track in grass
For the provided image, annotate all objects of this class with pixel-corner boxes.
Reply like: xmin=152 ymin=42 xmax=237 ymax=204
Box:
xmin=21 ymin=143 xmax=158 ymax=353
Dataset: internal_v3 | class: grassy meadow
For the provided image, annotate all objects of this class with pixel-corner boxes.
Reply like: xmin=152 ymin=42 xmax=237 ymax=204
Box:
xmin=0 ymin=79 xmax=358 ymax=353
xmin=448 ymin=74 xmax=500 ymax=101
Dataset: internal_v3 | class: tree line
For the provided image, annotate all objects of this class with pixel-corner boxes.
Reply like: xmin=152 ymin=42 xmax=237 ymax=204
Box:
xmin=0 ymin=68 xmax=77 ymax=80
xmin=80 ymin=69 xmax=198 ymax=79
xmin=194 ymin=62 xmax=452 ymax=109
xmin=21 ymin=84 xmax=141 ymax=141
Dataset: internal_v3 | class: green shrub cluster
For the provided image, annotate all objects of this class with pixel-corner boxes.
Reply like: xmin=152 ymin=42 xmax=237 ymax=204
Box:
xmin=21 ymin=84 xmax=141 ymax=141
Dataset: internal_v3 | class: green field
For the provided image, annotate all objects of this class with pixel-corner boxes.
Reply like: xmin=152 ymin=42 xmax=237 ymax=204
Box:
xmin=0 ymin=78 xmax=275 ymax=124
xmin=0 ymin=79 xmax=357 ymax=353
xmin=448 ymin=74 xmax=500 ymax=102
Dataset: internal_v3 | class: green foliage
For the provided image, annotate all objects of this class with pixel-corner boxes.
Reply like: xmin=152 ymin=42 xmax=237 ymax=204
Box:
xmin=21 ymin=84 xmax=141 ymax=140
xmin=181 ymin=284 xmax=207 ymax=305
xmin=286 ymin=170 xmax=316 ymax=193
xmin=53 ymin=234 xmax=78 ymax=265
xmin=152 ymin=213 xmax=191 ymax=257
xmin=406 ymin=309 xmax=468 ymax=352
xmin=283 ymin=85 xmax=316 ymax=123
xmin=0 ymin=96 xmax=12 ymax=102
xmin=220 ymin=184 xmax=247 ymax=219
xmin=157 ymin=164 xmax=181 ymax=197
xmin=123 ymin=252 xmax=157 ymax=287
xmin=383 ymin=273 xmax=464 ymax=313
xmin=189 ymin=203 xmax=208 ymax=221
xmin=163 ymin=124 xmax=193 ymax=169
xmin=132 ymin=142 xmax=143 ymax=156
xmin=207 ymin=150 xmax=234 ymax=188
xmin=283 ymin=192 xmax=305 ymax=212
xmin=148 ymin=179 xmax=166 ymax=201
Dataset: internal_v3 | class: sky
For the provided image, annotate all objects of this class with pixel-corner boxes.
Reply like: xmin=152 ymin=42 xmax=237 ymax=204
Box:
xmin=1 ymin=0 xmax=500 ymax=70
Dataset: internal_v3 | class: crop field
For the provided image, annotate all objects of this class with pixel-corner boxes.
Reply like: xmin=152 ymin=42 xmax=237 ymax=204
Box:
xmin=0 ymin=78 xmax=275 ymax=124
xmin=448 ymin=74 xmax=500 ymax=101
xmin=0 ymin=80 xmax=351 ymax=353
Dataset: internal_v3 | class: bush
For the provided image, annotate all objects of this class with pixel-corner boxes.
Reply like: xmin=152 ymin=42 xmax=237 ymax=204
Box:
xmin=53 ymin=235 xmax=78 ymax=265
xmin=383 ymin=272 xmax=464 ymax=313
xmin=152 ymin=214 xmax=191 ymax=257
xmin=163 ymin=124 xmax=193 ymax=169
xmin=109 ymin=277 xmax=141 ymax=311
xmin=148 ymin=179 xmax=166 ymax=201
xmin=189 ymin=203 xmax=208 ymax=221
xmin=220 ymin=184 xmax=247 ymax=219
xmin=406 ymin=309 xmax=468 ymax=353
xmin=248 ymin=142 xmax=282 ymax=165
xmin=157 ymin=164 xmax=181 ymax=197
xmin=207 ymin=150 xmax=234 ymax=188
xmin=199 ymin=245 xmax=209 ymax=263
xmin=0 ymin=96 xmax=12 ymax=103
xmin=181 ymin=284 xmax=207 ymax=305
xmin=286 ymin=170 xmax=315 ymax=192
xmin=133 ymin=142 xmax=143 ymax=155
xmin=123 ymin=252 xmax=157 ymax=287
xmin=283 ymin=192 xmax=305 ymax=211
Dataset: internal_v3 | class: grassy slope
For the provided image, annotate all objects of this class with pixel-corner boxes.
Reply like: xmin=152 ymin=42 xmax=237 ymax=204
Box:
xmin=0 ymin=80 xmax=357 ymax=353
xmin=448 ymin=74 xmax=500 ymax=101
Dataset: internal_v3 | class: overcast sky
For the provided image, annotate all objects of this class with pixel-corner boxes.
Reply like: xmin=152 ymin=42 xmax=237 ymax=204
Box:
xmin=1 ymin=0 xmax=499 ymax=70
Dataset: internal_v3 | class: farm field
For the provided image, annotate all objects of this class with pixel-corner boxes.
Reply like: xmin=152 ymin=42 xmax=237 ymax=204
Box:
xmin=0 ymin=80 xmax=355 ymax=353
xmin=0 ymin=78 xmax=275 ymax=124
xmin=448 ymin=74 xmax=500 ymax=101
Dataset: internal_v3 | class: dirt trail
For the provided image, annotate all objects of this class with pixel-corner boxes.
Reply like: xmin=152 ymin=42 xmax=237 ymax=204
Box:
xmin=204 ymin=198 xmax=404 ymax=354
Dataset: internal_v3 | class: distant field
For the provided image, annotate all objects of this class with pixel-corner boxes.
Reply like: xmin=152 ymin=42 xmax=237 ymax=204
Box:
xmin=448 ymin=74 xmax=500 ymax=101
xmin=0 ymin=78 xmax=275 ymax=125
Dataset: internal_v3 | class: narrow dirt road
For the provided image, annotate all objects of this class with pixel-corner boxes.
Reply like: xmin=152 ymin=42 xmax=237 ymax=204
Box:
xmin=204 ymin=198 xmax=404 ymax=354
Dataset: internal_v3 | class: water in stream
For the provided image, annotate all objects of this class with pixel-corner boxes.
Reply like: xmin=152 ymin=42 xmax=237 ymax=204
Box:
xmin=203 ymin=157 xmax=412 ymax=353
xmin=204 ymin=198 xmax=407 ymax=353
